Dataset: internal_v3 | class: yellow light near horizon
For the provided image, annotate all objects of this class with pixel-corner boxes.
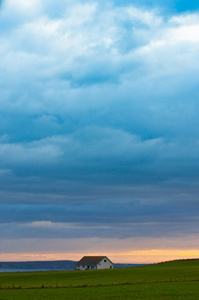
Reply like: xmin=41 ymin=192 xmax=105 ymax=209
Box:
xmin=126 ymin=249 xmax=199 ymax=256
xmin=1 ymin=249 xmax=199 ymax=263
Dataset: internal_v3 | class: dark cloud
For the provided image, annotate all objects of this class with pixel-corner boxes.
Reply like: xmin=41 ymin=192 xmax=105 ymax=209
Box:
xmin=1 ymin=196 xmax=199 ymax=240
xmin=0 ymin=198 xmax=198 ymax=225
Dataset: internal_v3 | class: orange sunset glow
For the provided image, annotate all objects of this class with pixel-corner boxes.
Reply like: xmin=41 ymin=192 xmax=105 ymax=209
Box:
xmin=1 ymin=249 xmax=199 ymax=264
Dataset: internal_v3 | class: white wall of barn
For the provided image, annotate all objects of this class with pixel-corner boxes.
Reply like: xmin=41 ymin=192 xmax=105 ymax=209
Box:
xmin=96 ymin=257 xmax=113 ymax=269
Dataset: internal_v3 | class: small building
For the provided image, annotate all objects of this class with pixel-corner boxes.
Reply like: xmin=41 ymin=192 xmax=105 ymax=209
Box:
xmin=76 ymin=256 xmax=114 ymax=270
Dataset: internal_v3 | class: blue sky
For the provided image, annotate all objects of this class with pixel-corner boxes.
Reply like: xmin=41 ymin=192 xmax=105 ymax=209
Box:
xmin=1 ymin=0 xmax=199 ymax=263
xmin=114 ymin=0 xmax=199 ymax=12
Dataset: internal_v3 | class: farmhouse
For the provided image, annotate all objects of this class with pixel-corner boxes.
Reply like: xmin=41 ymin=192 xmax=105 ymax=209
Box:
xmin=76 ymin=256 xmax=114 ymax=270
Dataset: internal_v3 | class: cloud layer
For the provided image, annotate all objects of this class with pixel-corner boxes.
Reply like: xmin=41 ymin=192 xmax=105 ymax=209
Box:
xmin=1 ymin=0 xmax=199 ymax=261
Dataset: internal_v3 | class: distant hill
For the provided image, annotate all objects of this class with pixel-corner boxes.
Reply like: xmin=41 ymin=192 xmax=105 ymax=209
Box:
xmin=0 ymin=260 xmax=76 ymax=271
xmin=0 ymin=260 xmax=143 ymax=271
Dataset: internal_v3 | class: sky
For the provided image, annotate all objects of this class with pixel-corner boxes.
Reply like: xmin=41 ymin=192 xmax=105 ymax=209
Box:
xmin=1 ymin=0 xmax=199 ymax=264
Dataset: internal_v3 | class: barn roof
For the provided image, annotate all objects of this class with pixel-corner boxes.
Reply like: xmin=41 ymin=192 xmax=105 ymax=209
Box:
xmin=77 ymin=256 xmax=111 ymax=266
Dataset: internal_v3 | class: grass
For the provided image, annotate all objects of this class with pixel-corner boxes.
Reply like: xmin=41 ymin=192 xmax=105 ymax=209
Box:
xmin=0 ymin=259 xmax=199 ymax=299
xmin=0 ymin=282 xmax=199 ymax=300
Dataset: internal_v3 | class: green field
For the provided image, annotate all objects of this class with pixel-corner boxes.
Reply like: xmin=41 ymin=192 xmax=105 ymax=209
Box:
xmin=0 ymin=260 xmax=199 ymax=299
